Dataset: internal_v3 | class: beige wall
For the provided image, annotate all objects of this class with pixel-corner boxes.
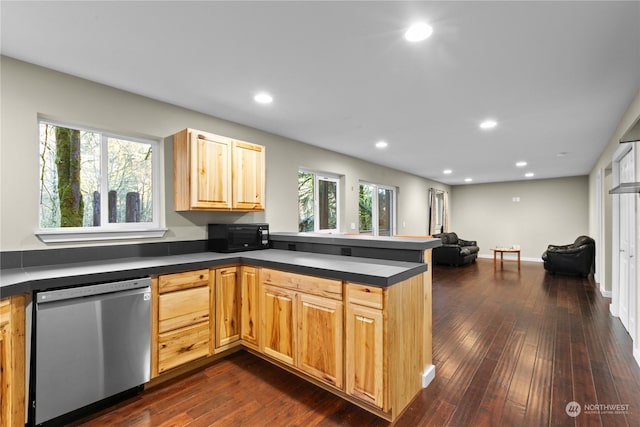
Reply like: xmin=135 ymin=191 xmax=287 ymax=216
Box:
xmin=588 ymin=87 xmax=640 ymax=359
xmin=589 ymin=88 xmax=640 ymax=290
xmin=450 ymin=176 xmax=589 ymax=260
xmin=0 ymin=56 xmax=449 ymax=251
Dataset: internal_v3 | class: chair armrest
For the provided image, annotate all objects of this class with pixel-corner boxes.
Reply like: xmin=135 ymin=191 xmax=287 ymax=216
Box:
xmin=458 ymin=239 xmax=477 ymax=247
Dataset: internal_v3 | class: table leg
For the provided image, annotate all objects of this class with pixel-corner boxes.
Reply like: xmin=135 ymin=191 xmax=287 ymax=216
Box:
xmin=493 ymin=251 xmax=497 ymax=270
xmin=518 ymin=251 xmax=521 ymax=271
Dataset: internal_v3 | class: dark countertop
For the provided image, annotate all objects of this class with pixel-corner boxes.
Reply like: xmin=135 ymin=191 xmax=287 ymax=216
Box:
xmin=270 ymin=232 xmax=441 ymax=250
xmin=0 ymin=249 xmax=427 ymax=297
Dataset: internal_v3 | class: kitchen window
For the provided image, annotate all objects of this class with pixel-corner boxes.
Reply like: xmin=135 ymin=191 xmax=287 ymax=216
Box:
xmin=37 ymin=120 xmax=165 ymax=242
xmin=298 ymin=170 xmax=340 ymax=232
xmin=359 ymin=182 xmax=396 ymax=236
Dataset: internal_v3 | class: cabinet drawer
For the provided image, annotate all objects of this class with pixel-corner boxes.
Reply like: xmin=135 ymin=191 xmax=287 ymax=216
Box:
xmin=159 ymin=286 xmax=210 ymax=333
xmin=158 ymin=321 xmax=210 ymax=373
xmin=158 ymin=269 xmax=209 ymax=294
xmin=261 ymin=268 xmax=342 ymax=300
xmin=346 ymin=283 xmax=384 ymax=309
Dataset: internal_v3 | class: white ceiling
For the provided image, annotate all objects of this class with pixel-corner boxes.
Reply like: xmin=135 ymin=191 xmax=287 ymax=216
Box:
xmin=2 ymin=1 xmax=640 ymax=185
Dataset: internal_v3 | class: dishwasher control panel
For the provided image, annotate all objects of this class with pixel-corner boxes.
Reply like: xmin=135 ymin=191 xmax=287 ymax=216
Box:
xmin=36 ymin=277 xmax=151 ymax=304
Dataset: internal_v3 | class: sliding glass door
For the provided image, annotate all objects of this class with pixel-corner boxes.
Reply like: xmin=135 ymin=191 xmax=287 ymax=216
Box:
xmin=359 ymin=182 xmax=396 ymax=236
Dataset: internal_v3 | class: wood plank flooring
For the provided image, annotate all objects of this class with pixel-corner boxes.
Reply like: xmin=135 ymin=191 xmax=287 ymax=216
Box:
xmin=71 ymin=259 xmax=640 ymax=426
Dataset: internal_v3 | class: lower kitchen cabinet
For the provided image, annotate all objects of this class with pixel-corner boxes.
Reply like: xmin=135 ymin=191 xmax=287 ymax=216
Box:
xmin=215 ymin=266 xmax=241 ymax=350
xmin=345 ymin=298 xmax=384 ymax=408
xmin=148 ymin=263 xmax=428 ymax=422
xmin=345 ymin=276 xmax=426 ymax=418
xmin=153 ymin=269 xmax=213 ymax=376
xmin=0 ymin=294 xmax=26 ymax=427
xmin=240 ymin=266 xmax=260 ymax=349
xmin=261 ymin=284 xmax=296 ymax=365
xmin=297 ymin=293 xmax=343 ymax=388
xmin=260 ymin=268 xmax=343 ymax=389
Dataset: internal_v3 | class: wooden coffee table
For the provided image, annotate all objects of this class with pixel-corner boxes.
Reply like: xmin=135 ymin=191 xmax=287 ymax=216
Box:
xmin=491 ymin=248 xmax=521 ymax=271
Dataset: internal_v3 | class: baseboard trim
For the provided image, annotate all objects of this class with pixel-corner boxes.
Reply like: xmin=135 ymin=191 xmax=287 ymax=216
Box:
xmin=477 ymin=254 xmax=542 ymax=263
xmin=422 ymin=364 xmax=436 ymax=388
xmin=598 ymin=285 xmax=612 ymax=298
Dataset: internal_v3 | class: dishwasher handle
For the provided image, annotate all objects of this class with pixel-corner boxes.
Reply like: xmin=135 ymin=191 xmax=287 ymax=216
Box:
xmin=36 ymin=277 xmax=151 ymax=304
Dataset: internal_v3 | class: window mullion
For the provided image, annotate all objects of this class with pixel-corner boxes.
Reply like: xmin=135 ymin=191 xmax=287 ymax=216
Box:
xmin=372 ymin=185 xmax=379 ymax=236
xmin=313 ymin=174 xmax=320 ymax=232
xmin=100 ymin=134 xmax=109 ymax=227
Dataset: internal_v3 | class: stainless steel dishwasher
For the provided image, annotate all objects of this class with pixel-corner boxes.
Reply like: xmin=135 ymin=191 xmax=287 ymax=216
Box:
xmin=33 ymin=277 xmax=151 ymax=425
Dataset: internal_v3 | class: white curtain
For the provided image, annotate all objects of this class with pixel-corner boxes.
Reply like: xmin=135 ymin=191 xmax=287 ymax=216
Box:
xmin=428 ymin=189 xmax=437 ymax=235
xmin=443 ymin=191 xmax=450 ymax=233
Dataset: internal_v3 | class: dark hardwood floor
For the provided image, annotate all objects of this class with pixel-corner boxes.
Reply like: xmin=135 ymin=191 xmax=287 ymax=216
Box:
xmin=71 ymin=259 xmax=640 ymax=427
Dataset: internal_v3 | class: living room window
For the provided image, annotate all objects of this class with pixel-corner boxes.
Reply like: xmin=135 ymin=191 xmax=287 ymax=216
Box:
xmin=359 ymin=182 xmax=396 ymax=236
xmin=298 ymin=170 xmax=340 ymax=232
xmin=37 ymin=119 xmax=164 ymax=242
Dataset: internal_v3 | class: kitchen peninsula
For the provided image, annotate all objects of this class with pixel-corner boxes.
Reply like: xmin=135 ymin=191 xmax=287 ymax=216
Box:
xmin=0 ymin=233 xmax=440 ymax=424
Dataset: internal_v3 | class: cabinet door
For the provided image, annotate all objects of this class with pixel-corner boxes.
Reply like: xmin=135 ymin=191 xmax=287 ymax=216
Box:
xmin=0 ymin=302 xmax=9 ymax=426
xmin=0 ymin=295 xmax=25 ymax=427
xmin=215 ymin=267 xmax=240 ymax=349
xmin=190 ymin=131 xmax=232 ymax=209
xmin=232 ymin=141 xmax=265 ymax=210
xmin=240 ymin=266 xmax=260 ymax=348
xmin=346 ymin=304 xmax=384 ymax=409
xmin=297 ymin=294 xmax=343 ymax=388
xmin=261 ymin=285 xmax=296 ymax=365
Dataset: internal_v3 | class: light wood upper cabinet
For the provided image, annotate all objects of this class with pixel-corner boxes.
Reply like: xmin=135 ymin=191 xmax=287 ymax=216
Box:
xmin=173 ymin=128 xmax=265 ymax=211
xmin=232 ymin=141 xmax=265 ymax=210
xmin=0 ymin=295 xmax=26 ymax=427
xmin=240 ymin=266 xmax=260 ymax=349
xmin=191 ymin=131 xmax=232 ymax=209
xmin=215 ymin=266 xmax=241 ymax=350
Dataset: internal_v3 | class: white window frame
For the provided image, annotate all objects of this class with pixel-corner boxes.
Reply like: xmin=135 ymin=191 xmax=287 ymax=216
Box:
xmin=36 ymin=119 xmax=166 ymax=243
xmin=299 ymin=169 xmax=341 ymax=233
xmin=359 ymin=181 xmax=397 ymax=236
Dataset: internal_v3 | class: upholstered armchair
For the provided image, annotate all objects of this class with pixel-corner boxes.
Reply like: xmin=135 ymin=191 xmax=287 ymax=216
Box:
xmin=542 ymin=235 xmax=595 ymax=277
xmin=433 ymin=232 xmax=480 ymax=266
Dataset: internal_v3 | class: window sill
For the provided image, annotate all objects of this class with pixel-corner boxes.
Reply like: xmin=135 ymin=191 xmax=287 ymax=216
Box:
xmin=35 ymin=228 xmax=168 ymax=243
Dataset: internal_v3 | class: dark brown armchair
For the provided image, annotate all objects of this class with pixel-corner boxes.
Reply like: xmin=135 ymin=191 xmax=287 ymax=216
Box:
xmin=542 ymin=235 xmax=595 ymax=277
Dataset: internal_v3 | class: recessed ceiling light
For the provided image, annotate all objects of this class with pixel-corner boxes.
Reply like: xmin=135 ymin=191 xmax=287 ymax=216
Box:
xmin=443 ymin=169 xmax=452 ymax=174
xmin=516 ymin=161 xmax=527 ymax=167
xmin=480 ymin=120 xmax=497 ymax=129
xmin=375 ymin=141 xmax=388 ymax=149
xmin=525 ymin=172 xmax=535 ymax=178
xmin=464 ymin=178 xmax=473 ymax=183
xmin=254 ymin=93 xmax=273 ymax=104
xmin=404 ymin=22 xmax=433 ymax=42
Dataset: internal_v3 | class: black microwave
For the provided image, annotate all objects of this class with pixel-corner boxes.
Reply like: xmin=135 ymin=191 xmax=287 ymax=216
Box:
xmin=208 ymin=223 xmax=269 ymax=253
